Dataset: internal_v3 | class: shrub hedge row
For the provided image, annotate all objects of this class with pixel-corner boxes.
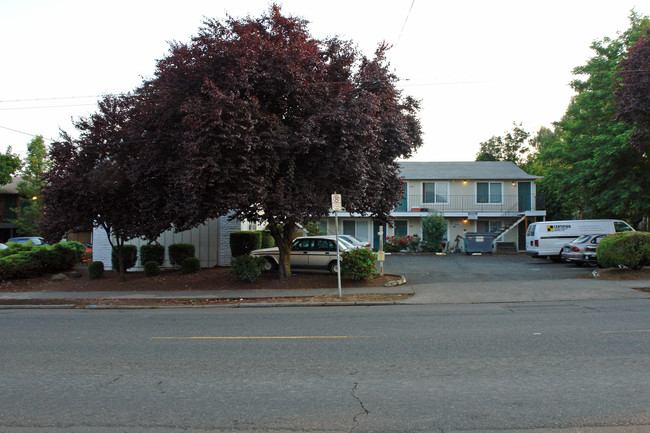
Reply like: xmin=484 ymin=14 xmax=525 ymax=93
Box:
xmin=597 ymin=231 xmax=650 ymax=270
xmin=0 ymin=241 xmax=84 ymax=280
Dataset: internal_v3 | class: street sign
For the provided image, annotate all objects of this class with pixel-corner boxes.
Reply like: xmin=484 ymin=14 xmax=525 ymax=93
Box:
xmin=331 ymin=194 xmax=343 ymax=212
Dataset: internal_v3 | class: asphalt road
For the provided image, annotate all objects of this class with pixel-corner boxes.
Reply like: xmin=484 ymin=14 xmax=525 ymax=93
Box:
xmin=382 ymin=253 xmax=595 ymax=285
xmin=1 ymin=300 xmax=649 ymax=432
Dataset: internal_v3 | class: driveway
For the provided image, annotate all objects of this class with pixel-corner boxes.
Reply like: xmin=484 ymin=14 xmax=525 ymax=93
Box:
xmin=381 ymin=252 xmax=594 ymax=285
xmin=381 ymin=253 xmax=649 ymax=304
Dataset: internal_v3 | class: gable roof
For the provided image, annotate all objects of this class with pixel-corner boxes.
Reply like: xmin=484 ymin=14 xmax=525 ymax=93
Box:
xmin=398 ymin=161 xmax=540 ymax=180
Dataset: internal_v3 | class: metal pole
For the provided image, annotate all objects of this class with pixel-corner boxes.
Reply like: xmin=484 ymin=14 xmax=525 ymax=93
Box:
xmin=378 ymin=225 xmax=384 ymax=277
xmin=335 ymin=211 xmax=342 ymax=297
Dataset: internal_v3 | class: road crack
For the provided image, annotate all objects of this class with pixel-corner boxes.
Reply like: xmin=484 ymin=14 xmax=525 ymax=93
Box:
xmin=349 ymin=381 xmax=369 ymax=433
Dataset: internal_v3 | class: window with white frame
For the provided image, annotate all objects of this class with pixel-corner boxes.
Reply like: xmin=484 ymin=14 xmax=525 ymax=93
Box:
xmin=422 ymin=182 xmax=449 ymax=204
xmin=342 ymin=220 xmax=370 ymax=243
xmin=476 ymin=182 xmax=502 ymax=204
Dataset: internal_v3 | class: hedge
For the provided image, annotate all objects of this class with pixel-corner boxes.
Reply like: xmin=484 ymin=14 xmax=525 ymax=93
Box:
xmin=181 ymin=257 xmax=201 ymax=274
xmin=0 ymin=242 xmax=82 ymax=280
xmin=259 ymin=230 xmax=275 ymax=249
xmin=140 ymin=243 xmax=165 ymax=266
xmin=111 ymin=245 xmax=138 ymax=271
xmin=341 ymin=248 xmax=377 ymax=280
xmin=597 ymin=231 xmax=650 ymax=270
xmin=230 ymin=231 xmax=262 ymax=257
xmin=229 ymin=255 xmax=267 ymax=282
xmin=168 ymin=244 xmax=195 ymax=266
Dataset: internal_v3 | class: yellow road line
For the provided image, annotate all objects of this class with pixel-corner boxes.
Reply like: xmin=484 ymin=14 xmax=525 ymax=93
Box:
xmin=599 ymin=330 xmax=650 ymax=334
xmin=152 ymin=336 xmax=360 ymax=340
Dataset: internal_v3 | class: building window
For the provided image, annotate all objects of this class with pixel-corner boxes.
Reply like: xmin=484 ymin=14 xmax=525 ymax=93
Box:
xmin=476 ymin=182 xmax=502 ymax=204
xmin=422 ymin=182 xmax=449 ymax=204
xmin=394 ymin=220 xmax=408 ymax=237
xmin=342 ymin=220 xmax=370 ymax=243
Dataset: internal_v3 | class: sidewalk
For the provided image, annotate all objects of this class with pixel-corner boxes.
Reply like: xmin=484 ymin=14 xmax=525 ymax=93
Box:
xmin=1 ymin=276 xmax=648 ymax=308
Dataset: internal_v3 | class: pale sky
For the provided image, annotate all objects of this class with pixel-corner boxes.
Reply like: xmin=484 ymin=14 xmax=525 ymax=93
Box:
xmin=0 ymin=0 xmax=646 ymax=162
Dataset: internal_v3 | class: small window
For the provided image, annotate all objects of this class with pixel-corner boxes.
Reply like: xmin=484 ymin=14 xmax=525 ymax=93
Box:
xmin=477 ymin=182 xmax=502 ymax=204
xmin=423 ymin=182 xmax=449 ymax=204
xmin=394 ymin=220 xmax=408 ymax=237
xmin=614 ymin=221 xmax=633 ymax=232
xmin=292 ymin=239 xmax=312 ymax=251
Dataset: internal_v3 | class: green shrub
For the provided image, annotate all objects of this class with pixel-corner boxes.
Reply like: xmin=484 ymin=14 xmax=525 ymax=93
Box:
xmin=597 ymin=231 xmax=650 ymax=270
xmin=341 ymin=248 xmax=377 ymax=281
xmin=58 ymin=241 xmax=86 ymax=262
xmin=259 ymin=230 xmax=275 ymax=249
xmin=88 ymin=261 xmax=104 ymax=279
xmin=304 ymin=221 xmax=327 ymax=236
xmin=230 ymin=231 xmax=262 ymax=257
xmin=181 ymin=257 xmax=201 ymax=274
xmin=421 ymin=211 xmax=447 ymax=252
xmin=229 ymin=255 xmax=267 ymax=282
xmin=140 ymin=243 xmax=165 ymax=266
xmin=143 ymin=261 xmax=161 ymax=277
xmin=111 ymin=245 xmax=138 ymax=271
xmin=0 ymin=243 xmax=81 ymax=280
xmin=168 ymin=243 xmax=195 ymax=266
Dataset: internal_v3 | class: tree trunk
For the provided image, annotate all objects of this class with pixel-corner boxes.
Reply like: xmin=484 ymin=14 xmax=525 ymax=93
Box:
xmin=117 ymin=240 xmax=126 ymax=281
xmin=269 ymin=223 xmax=295 ymax=281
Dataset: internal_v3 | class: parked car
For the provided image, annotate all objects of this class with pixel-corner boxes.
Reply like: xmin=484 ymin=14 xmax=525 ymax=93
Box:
xmin=560 ymin=234 xmax=607 ymax=266
xmin=251 ymin=236 xmax=352 ymax=273
xmin=584 ymin=236 xmax=607 ymax=266
xmin=338 ymin=235 xmax=371 ymax=248
xmin=6 ymin=236 xmax=46 ymax=246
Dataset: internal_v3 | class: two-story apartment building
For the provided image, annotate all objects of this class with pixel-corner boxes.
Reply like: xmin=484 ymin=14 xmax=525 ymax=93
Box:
xmin=323 ymin=161 xmax=545 ymax=252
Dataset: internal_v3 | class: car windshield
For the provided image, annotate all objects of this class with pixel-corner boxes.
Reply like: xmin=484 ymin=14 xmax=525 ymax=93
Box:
xmin=571 ymin=235 xmax=591 ymax=244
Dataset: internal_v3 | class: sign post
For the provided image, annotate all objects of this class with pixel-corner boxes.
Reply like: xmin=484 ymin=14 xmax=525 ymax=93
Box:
xmin=331 ymin=193 xmax=343 ymax=298
xmin=377 ymin=225 xmax=385 ymax=276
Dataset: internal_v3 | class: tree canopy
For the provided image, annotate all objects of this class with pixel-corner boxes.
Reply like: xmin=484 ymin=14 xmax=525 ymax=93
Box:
xmin=0 ymin=147 xmax=22 ymax=187
xmin=530 ymin=12 xmax=650 ymax=224
xmin=616 ymin=27 xmax=650 ymax=154
xmin=475 ymin=123 xmax=531 ymax=165
xmin=41 ymin=5 xmax=422 ymax=279
xmin=10 ymin=135 xmax=49 ymax=236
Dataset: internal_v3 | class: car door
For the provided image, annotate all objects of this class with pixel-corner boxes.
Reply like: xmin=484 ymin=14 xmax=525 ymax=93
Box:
xmin=291 ymin=238 xmax=312 ymax=268
xmin=309 ymin=239 xmax=337 ymax=269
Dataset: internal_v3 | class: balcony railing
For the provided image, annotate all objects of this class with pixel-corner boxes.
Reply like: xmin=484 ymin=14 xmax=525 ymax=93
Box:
xmin=395 ymin=195 xmax=543 ymax=213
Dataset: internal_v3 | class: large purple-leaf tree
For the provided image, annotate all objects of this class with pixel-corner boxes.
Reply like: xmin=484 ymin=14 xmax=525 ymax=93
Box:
xmin=616 ymin=27 xmax=650 ymax=154
xmin=137 ymin=6 xmax=422 ymax=279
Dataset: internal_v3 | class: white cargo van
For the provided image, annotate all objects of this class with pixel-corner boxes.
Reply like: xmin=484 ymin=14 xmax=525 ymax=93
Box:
xmin=525 ymin=219 xmax=634 ymax=260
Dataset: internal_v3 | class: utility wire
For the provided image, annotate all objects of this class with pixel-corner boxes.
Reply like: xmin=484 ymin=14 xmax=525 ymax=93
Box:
xmin=0 ymin=125 xmax=55 ymax=142
xmin=395 ymin=0 xmax=415 ymax=45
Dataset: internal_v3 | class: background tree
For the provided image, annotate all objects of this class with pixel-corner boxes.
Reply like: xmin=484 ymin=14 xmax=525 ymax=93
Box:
xmin=532 ymin=12 xmax=650 ymax=225
xmin=132 ymin=5 xmax=422 ymax=279
xmin=0 ymin=147 xmax=22 ymax=186
xmin=475 ymin=122 xmax=530 ymax=165
xmin=615 ymin=27 xmax=650 ymax=154
xmin=10 ymin=135 xmax=48 ymax=236
xmin=40 ymin=95 xmax=160 ymax=278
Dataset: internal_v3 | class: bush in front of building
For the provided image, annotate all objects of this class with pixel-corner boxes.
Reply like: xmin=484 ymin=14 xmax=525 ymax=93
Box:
xmin=230 ymin=231 xmax=262 ymax=257
xmin=88 ymin=261 xmax=104 ymax=279
xmin=168 ymin=244 xmax=196 ymax=266
xmin=421 ymin=212 xmax=447 ymax=252
xmin=111 ymin=245 xmax=138 ymax=271
xmin=140 ymin=243 xmax=165 ymax=266
xmin=597 ymin=231 xmax=650 ymax=270
xmin=229 ymin=255 xmax=267 ymax=282
xmin=0 ymin=243 xmax=80 ymax=280
xmin=259 ymin=229 xmax=275 ymax=248
xmin=181 ymin=257 xmax=201 ymax=274
xmin=341 ymin=248 xmax=377 ymax=280
xmin=144 ymin=261 xmax=161 ymax=277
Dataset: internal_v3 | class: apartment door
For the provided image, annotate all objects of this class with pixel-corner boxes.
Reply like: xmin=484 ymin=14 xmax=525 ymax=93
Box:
xmin=518 ymin=182 xmax=532 ymax=212
xmin=373 ymin=221 xmax=387 ymax=250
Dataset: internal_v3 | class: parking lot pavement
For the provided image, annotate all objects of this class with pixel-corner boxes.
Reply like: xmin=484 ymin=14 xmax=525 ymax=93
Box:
xmin=382 ymin=253 xmax=594 ymax=285
xmin=382 ymin=253 xmax=650 ymax=304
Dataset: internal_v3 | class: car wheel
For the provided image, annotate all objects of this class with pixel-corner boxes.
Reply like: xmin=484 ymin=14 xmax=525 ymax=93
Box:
xmin=328 ymin=261 xmax=339 ymax=274
xmin=263 ymin=258 xmax=278 ymax=271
